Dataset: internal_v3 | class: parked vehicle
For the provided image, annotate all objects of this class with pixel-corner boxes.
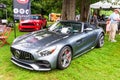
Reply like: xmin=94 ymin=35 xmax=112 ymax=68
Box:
xmin=10 ymin=20 xmax=104 ymax=71
xmin=18 ymin=15 xmax=47 ymax=31
xmin=49 ymin=13 xmax=61 ymax=22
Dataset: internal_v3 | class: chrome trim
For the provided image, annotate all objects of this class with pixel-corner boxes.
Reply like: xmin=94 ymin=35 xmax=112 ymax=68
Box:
xmin=11 ymin=59 xmax=34 ymax=70
xmin=11 ymin=57 xmax=51 ymax=71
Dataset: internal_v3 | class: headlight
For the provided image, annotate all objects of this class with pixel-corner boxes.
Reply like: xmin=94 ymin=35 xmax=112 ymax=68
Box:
xmin=37 ymin=46 xmax=56 ymax=57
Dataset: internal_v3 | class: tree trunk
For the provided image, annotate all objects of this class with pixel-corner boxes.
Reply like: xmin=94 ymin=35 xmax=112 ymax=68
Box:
xmin=61 ymin=0 xmax=67 ymax=20
xmin=61 ymin=0 xmax=76 ymax=20
xmin=69 ymin=0 xmax=76 ymax=20
xmin=80 ymin=0 xmax=90 ymax=22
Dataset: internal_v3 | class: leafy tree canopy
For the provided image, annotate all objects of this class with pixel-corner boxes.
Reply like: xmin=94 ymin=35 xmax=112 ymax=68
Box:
xmin=0 ymin=0 xmax=114 ymax=21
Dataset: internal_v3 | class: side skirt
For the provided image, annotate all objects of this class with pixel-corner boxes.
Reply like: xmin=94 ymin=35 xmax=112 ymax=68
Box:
xmin=73 ymin=46 xmax=95 ymax=59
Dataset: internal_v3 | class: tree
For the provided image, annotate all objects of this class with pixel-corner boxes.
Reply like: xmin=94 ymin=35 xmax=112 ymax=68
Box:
xmin=31 ymin=0 xmax=62 ymax=15
xmin=79 ymin=0 xmax=100 ymax=22
xmin=61 ymin=0 xmax=101 ymax=21
xmin=61 ymin=0 xmax=76 ymax=20
xmin=79 ymin=0 xmax=90 ymax=22
xmin=0 ymin=0 xmax=102 ymax=22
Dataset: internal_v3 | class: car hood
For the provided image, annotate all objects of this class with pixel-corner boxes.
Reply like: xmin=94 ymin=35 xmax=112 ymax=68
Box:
xmin=12 ymin=30 xmax=68 ymax=50
xmin=20 ymin=19 xmax=41 ymax=23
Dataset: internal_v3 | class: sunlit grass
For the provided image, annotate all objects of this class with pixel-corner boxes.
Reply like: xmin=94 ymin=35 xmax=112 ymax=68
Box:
xmin=0 ymin=25 xmax=120 ymax=80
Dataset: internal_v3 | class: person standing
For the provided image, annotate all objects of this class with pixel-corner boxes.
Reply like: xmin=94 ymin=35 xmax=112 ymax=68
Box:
xmin=91 ymin=13 xmax=98 ymax=26
xmin=109 ymin=9 xmax=120 ymax=42
xmin=106 ymin=19 xmax=111 ymax=35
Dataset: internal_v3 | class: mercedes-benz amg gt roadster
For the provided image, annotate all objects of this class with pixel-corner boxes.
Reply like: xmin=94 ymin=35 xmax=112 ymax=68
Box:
xmin=10 ymin=20 xmax=104 ymax=71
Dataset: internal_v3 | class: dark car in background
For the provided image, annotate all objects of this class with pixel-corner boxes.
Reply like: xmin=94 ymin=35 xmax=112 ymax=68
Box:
xmin=18 ymin=15 xmax=47 ymax=31
xmin=10 ymin=20 xmax=104 ymax=71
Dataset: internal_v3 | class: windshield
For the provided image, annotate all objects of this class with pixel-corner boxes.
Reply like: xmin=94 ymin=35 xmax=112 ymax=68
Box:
xmin=49 ymin=21 xmax=82 ymax=34
xmin=30 ymin=15 xmax=41 ymax=20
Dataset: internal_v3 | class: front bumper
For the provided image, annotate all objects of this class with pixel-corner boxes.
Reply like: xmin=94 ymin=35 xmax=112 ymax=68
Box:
xmin=19 ymin=26 xmax=40 ymax=31
xmin=10 ymin=45 xmax=60 ymax=71
xmin=11 ymin=57 xmax=51 ymax=71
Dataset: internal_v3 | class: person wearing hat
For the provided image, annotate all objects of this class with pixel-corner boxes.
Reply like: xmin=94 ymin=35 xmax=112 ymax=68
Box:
xmin=109 ymin=9 xmax=120 ymax=42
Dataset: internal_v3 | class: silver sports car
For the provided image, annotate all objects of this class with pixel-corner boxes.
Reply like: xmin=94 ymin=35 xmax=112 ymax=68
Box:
xmin=10 ymin=20 xmax=104 ymax=71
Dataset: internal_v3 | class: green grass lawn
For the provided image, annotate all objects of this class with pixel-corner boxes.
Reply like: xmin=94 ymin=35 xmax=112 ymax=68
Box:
xmin=0 ymin=27 xmax=120 ymax=80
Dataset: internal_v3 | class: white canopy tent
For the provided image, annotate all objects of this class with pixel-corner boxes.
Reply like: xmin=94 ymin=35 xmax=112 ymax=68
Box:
xmin=90 ymin=1 xmax=120 ymax=9
xmin=88 ymin=1 xmax=120 ymax=23
xmin=88 ymin=1 xmax=120 ymax=31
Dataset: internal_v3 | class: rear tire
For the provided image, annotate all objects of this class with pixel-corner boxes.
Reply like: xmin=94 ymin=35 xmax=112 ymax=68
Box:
xmin=57 ymin=46 xmax=72 ymax=70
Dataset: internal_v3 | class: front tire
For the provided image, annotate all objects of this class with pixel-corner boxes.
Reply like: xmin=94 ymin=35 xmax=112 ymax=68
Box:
xmin=57 ymin=46 xmax=72 ymax=70
xmin=96 ymin=33 xmax=104 ymax=48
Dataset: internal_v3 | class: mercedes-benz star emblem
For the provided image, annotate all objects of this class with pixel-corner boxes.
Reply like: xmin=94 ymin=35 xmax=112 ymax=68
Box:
xmin=14 ymin=50 xmax=20 ymax=58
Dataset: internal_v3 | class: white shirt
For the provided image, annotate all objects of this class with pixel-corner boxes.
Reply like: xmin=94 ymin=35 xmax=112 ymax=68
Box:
xmin=109 ymin=12 xmax=120 ymax=24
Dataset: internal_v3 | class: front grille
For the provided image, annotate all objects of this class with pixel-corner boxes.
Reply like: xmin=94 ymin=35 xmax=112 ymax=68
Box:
xmin=11 ymin=47 xmax=34 ymax=60
xmin=23 ymin=28 xmax=36 ymax=31
xmin=22 ymin=23 xmax=34 ymax=26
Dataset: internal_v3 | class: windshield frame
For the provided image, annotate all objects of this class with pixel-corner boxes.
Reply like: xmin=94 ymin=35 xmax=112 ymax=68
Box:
xmin=30 ymin=15 xmax=41 ymax=20
xmin=48 ymin=21 xmax=82 ymax=34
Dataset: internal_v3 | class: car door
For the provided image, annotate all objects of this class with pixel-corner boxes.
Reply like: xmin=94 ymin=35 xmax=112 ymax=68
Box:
xmin=68 ymin=32 xmax=91 ymax=57
xmin=83 ymin=25 xmax=97 ymax=48
xmin=73 ymin=32 xmax=90 ymax=56
xmin=71 ymin=24 xmax=97 ymax=56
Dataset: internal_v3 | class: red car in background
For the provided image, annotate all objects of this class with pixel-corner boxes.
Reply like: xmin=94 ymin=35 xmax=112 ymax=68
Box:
xmin=18 ymin=15 xmax=47 ymax=31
